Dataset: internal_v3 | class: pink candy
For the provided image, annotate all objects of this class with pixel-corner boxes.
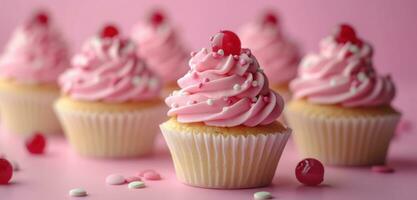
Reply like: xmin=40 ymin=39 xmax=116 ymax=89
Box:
xmin=372 ymin=165 xmax=395 ymax=173
xmin=138 ymin=169 xmax=162 ymax=181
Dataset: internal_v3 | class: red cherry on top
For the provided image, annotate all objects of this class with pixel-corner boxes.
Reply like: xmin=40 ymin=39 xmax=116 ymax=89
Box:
xmin=210 ymin=30 xmax=241 ymax=56
xmin=262 ymin=11 xmax=279 ymax=25
xmin=31 ymin=11 xmax=49 ymax=26
xmin=100 ymin=24 xmax=119 ymax=38
xmin=0 ymin=158 xmax=13 ymax=184
xmin=25 ymin=133 xmax=46 ymax=155
xmin=149 ymin=10 xmax=165 ymax=26
xmin=333 ymin=24 xmax=362 ymax=45
xmin=295 ymin=158 xmax=324 ymax=186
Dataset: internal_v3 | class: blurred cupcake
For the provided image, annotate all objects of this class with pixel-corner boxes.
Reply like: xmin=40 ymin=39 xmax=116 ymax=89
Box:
xmin=240 ymin=10 xmax=300 ymax=102
xmin=160 ymin=30 xmax=291 ymax=189
xmin=131 ymin=9 xmax=188 ymax=97
xmin=55 ymin=25 xmax=165 ymax=158
xmin=285 ymin=24 xmax=401 ymax=166
xmin=0 ymin=11 xmax=70 ymax=136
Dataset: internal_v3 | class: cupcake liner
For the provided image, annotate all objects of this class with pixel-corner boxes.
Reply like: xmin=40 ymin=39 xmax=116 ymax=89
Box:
xmin=0 ymin=88 xmax=61 ymax=136
xmin=285 ymin=110 xmax=401 ymax=166
xmin=55 ymin=103 xmax=165 ymax=158
xmin=160 ymin=126 xmax=291 ymax=189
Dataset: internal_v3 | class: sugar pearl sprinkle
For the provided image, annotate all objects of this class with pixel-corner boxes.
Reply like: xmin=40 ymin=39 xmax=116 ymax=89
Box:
xmin=233 ymin=84 xmax=241 ymax=91
xmin=207 ymin=99 xmax=214 ymax=106
xmin=128 ymin=181 xmax=146 ymax=189
xmin=330 ymin=78 xmax=337 ymax=86
xmin=217 ymin=49 xmax=224 ymax=56
xmin=105 ymin=174 xmax=126 ymax=185
xmin=69 ymin=188 xmax=88 ymax=197
xmin=254 ymin=191 xmax=272 ymax=200
xmin=252 ymin=81 xmax=258 ymax=87
xmin=357 ymin=72 xmax=367 ymax=82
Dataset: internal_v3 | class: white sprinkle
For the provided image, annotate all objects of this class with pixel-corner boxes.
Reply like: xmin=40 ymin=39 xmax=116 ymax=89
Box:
xmin=222 ymin=107 xmax=228 ymax=112
xmin=252 ymin=81 xmax=258 ymax=87
xmin=217 ymin=49 xmax=224 ymax=56
xmin=330 ymin=78 xmax=337 ymax=86
xmin=180 ymin=91 xmax=190 ymax=96
xmin=69 ymin=188 xmax=87 ymax=197
xmin=132 ymin=76 xmax=141 ymax=86
xmin=349 ymin=45 xmax=360 ymax=53
xmin=207 ymin=99 xmax=214 ymax=106
xmin=357 ymin=72 xmax=367 ymax=82
xmin=254 ymin=191 xmax=272 ymax=200
xmin=128 ymin=181 xmax=145 ymax=189
xmin=350 ymin=86 xmax=357 ymax=94
xmin=233 ymin=84 xmax=241 ymax=91
xmin=149 ymin=78 xmax=159 ymax=89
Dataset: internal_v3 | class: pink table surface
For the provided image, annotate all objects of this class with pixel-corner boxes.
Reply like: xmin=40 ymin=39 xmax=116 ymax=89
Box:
xmin=0 ymin=82 xmax=416 ymax=200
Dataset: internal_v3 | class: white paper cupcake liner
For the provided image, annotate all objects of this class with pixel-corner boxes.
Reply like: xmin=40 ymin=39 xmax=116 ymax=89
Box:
xmin=160 ymin=126 xmax=291 ymax=189
xmin=55 ymin=103 xmax=165 ymax=158
xmin=285 ymin=110 xmax=401 ymax=166
xmin=0 ymin=88 xmax=61 ymax=136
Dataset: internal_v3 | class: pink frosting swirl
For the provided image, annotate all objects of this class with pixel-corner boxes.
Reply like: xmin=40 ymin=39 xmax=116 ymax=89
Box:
xmin=0 ymin=13 xmax=70 ymax=84
xmin=59 ymin=32 xmax=162 ymax=103
xmin=165 ymin=47 xmax=284 ymax=127
xmin=131 ymin=17 xmax=188 ymax=84
xmin=239 ymin=15 xmax=300 ymax=85
xmin=290 ymin=36 xmax=395 ymax=107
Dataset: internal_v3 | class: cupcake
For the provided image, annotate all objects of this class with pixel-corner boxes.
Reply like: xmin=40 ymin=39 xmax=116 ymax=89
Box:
xmin=285 ymin=24 xmax=401 ymax=166
xmin=160 ymin=30 xmax=291 ymax=189
xmin=54 ymin=25 xmax=165 ymax=158
xmin=0 ymin=11 xmax=70 ymax=136
xmin=131 ymin=9 xmax=188 ymax=97
xmin=240 ymin=10 xmax=300 ymax=102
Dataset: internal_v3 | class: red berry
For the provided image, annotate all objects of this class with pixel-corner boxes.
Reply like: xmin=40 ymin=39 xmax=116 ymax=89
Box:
xmin=0 ymin=158 xmax=13 ymax=184
xmin=295 ymin=158 xmax=324 ymax=186
xmin=149 ymin=10 xmax=165 ymax=26
xmin=31 ymin=11 xmax=49 ymax=26
xmin=333 ymin=24 xmax=361 ymax=45
xmin=262 ymin=11 xmax=278 ymax=25
xmin=210 ymin=30 xmax=241 ymax=56
xmin=100 ymin=24 xmax=119 ymax=38
xmin=25 ymin=133 xmax=46 ymax=154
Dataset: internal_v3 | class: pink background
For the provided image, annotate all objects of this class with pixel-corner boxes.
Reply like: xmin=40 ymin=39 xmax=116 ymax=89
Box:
xmin=1 ymin=0 xmax=416 ymax=82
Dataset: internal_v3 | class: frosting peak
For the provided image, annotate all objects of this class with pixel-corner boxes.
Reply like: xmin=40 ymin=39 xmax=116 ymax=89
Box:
xmin=165 ymin=31 xmax=284 ymax=127
xmin=239 ymin=11 xmax=300 ymax=85
xmin=290 ymin=24 xmax=395 ymax=107
xmin=60 ymin=25 xmax=161 ymax=102
xmin=131 ymin=10 xmax=188 ymax=83
xmin=0 ymin=11 xmax=70 ymax=84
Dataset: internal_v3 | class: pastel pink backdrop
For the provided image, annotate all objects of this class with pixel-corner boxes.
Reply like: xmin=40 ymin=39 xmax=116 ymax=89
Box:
xmin=0 ymin=0 xmax=416 ymax=114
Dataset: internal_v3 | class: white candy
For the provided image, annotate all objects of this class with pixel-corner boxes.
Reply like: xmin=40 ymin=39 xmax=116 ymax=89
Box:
xmin=217 ymin=49 xmax=224 ymax=56
xmin=128 ymin=181 xmax=145 ymax=189
xmin=207 ymin=99 xmax=214 ymax=106
xmin=253 ymin=191 xmax=272 ymax=200
xmin=357 ymin=72 xmax=367 ymax=81
xmin=233 ymin=84 xmax=241 ymax=91
xmin=252 ymin=81 xmax=258 ymax=87
xmin=69 ymin=188 xmax=88 ymax=197
xmin=330 ymin=78 xmax=337 ymax=86
xmin=132 ymin=76 xmax=141 ymax=86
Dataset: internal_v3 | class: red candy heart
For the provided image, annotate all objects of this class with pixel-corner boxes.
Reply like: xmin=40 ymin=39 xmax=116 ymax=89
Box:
xmin=25 ymin=133 xmax=46 ymax=154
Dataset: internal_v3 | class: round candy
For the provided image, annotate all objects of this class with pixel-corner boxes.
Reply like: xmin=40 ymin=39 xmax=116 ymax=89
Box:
xmin=105 ymin=174 xmax=126 ymax=185
xmin=295 ymin=158 xmax=324 ymax=186
xmin=25 ymin=133 xmax=46 ymax=155
xmin=372 ymin=165 xmax=395 ymax=173
xmin=210 ymin=30 xmax=241 ymax=56
xmin=143 ymin=171 xmax=161 ymax=181
xmin=254 ymin=191 xmax=272 ymax=200
xmin=128 ymin=181 xmax=145 ymax=189
xmin=69 ymin=188 xmax=87 ymax=197
xmin=0 ymin=158 xmax=13 ymax=184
